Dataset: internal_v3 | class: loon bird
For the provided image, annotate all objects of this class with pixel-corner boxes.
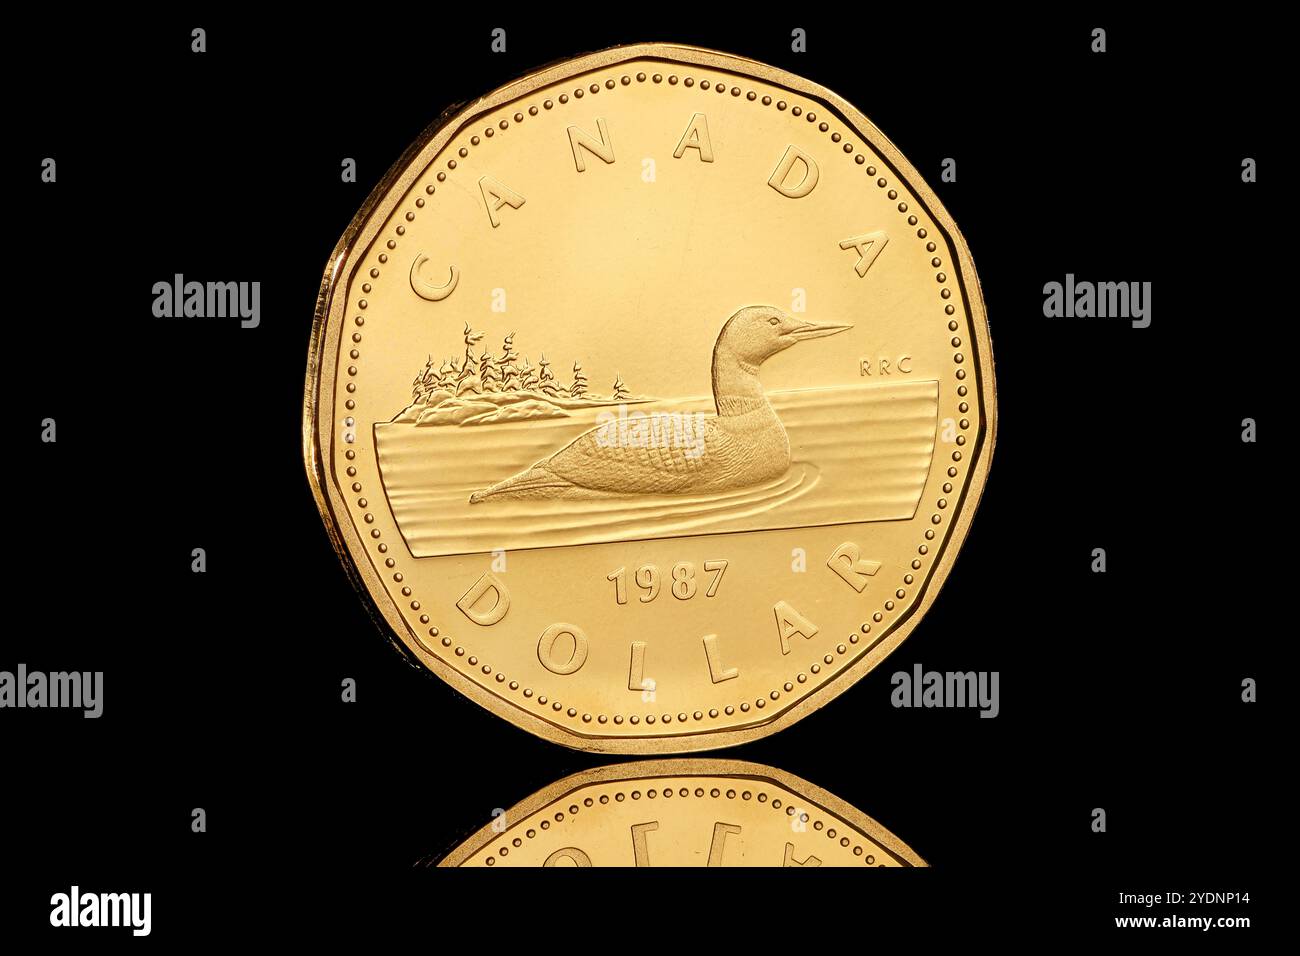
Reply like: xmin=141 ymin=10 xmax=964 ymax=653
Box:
xmin=468 ymin=306 xmax=851 ymax=502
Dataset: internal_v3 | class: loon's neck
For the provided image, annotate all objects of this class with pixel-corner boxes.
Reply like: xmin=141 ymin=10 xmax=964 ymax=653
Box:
xmin=711 ymin=342 xmax=772 ymax=417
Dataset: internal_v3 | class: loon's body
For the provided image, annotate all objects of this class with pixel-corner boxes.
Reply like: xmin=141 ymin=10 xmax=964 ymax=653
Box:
xmin=469 ymin=306 xmax=849 ymax=502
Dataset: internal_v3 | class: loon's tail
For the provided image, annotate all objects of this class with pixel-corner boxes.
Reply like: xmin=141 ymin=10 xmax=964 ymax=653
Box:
xmin=469 ymin=464 xmax=573 ymax=503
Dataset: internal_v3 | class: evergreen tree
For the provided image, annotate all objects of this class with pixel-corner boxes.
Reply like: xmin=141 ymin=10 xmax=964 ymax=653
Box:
xmin=499 ymin=332 xmax=521 ymax=391
xmin=569 ymin=361 xmax=588 ymax=399
xmin=456 ymin=323 xmax=485 ymax=395
xmin=519 ymin=357 xmax=540 ymax=391
xmin=538 ymin=353 xmax=559 ymax=397
xmin=479 ymin=350 xmax=500 ymax=392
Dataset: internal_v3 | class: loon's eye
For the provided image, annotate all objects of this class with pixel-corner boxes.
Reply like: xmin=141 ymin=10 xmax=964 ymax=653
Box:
xmin=768 ymin=317 xmax=780 ymax=326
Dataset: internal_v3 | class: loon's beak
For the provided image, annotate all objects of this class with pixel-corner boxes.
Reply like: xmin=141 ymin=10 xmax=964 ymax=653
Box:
xmin=790 ymin=319 xmax=853 ymax=341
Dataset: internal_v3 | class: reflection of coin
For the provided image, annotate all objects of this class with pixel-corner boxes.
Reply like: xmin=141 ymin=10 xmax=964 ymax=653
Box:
xmin=433 ymin=759 xmax=925 ymax=867
xmin=303 ymin=43 xmax=995 ymax=752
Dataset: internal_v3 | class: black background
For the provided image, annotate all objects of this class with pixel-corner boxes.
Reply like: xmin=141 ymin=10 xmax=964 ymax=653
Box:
xmin=8 ymin=10 xmax=1276 ymax=942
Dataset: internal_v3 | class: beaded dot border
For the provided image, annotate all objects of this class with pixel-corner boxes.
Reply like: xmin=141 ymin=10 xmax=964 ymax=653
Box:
xmin=339 ymin=66 xmax=977 ymax=732
xmin=468 ymin=779 xmax=898 ymax=867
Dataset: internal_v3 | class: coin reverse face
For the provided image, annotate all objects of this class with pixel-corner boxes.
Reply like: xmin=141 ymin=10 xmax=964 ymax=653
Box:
xmin=434 ymin=760 xmax=926 ymax=867
xmin=303 ymin=43 xmax=995 ymax=753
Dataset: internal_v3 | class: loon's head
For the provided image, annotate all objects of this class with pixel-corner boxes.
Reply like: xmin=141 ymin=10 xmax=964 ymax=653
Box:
xmin=718 ymin=305 xmax=852 ymax=365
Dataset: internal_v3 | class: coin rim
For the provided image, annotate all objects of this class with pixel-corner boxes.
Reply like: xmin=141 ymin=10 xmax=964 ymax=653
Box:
xmin=434 ymin=757 xmax=928 ymax=867
xmin=302 ymin=42 xmax=998 ymax=754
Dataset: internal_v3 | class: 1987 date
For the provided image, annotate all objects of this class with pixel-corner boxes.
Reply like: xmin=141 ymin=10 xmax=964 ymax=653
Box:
xmin=607 ymin=561 xmax=728 ymax=604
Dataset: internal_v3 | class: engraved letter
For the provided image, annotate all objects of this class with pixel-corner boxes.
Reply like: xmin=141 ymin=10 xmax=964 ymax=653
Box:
xmin=774 ymin=601 xmax=818 ymax=655
xmin=768 ymin=145 xmax=819 ymax=198
xmin=708 ymin=823 xmax=742 ymax=866
xmin=702 ymin=634 xmax=739 ymax=683
xmin=631 ymin=822 xmax=659 ymax=866
xmin=673 ymin=113 xmax=714 ymax=163
xmin=537 ymin=623 xmax=589 ymax=675
xmin=839 ymin=231 xmax=889 ymax=277
xmin=479 ymin=175 xmax=526 ymax=227
xmin=783 ymin=843 xmax=822 ymax=867
xmin=567 ymin=118 xmax=615 ymax=172
xmin=456 ymin=572 xmax=510 ymax=625
xmin=410 ymin=253 xmax=460 ymax=301
xmin=826 ymin=542 xmax=881 ymax=593
xmin=628 ymin=641 xmax=650 ymax=692
xmin=543 ymin=847 xmax=592 ymax=867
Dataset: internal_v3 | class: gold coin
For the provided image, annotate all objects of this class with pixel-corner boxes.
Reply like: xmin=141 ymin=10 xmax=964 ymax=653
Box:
xmin=433 ymin=759 xmax=925 ymax=867
xmin=303 ymin=43 xmax=995 ymax=752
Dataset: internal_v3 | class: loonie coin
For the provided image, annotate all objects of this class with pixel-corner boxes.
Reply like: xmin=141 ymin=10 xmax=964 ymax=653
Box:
xmin=304 ymin=43 xmax=996 ymax=752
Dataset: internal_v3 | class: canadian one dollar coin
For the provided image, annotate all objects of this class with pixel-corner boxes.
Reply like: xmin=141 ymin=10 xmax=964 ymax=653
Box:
xmin=303 ymin=43 xmax=996 ymax=753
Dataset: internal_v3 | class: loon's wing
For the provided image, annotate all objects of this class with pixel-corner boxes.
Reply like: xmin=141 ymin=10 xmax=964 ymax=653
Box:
xmin=547 ymin=415 xmax=724 ymax=493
